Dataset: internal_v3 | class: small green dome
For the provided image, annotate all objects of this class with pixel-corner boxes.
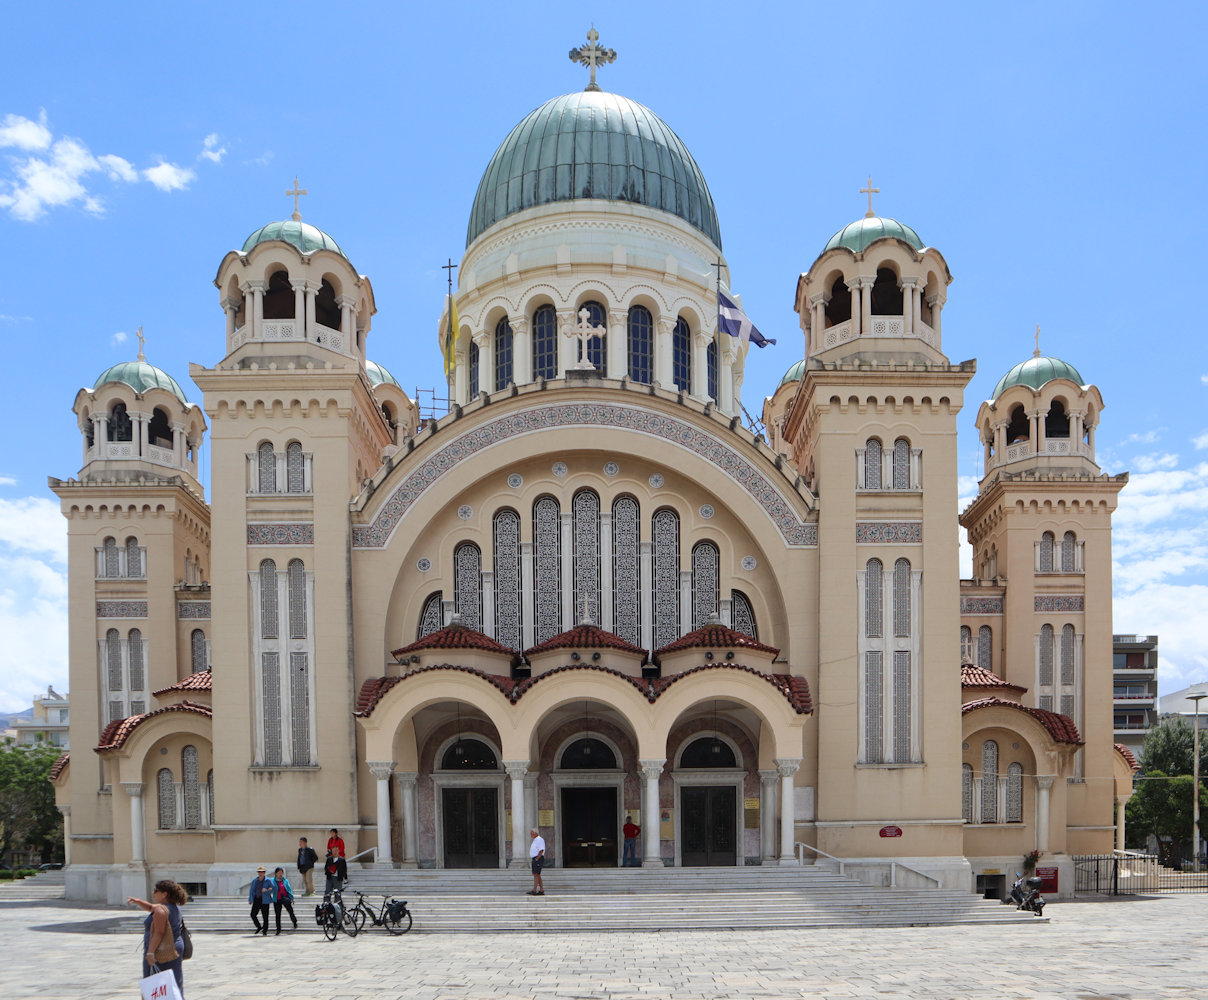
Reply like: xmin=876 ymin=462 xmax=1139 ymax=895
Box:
xmin=992 ymin=355 xmax=1085 ymax=399
xmin=241 ymin=219 xmax=345 ymax=258
xmin=467 ymin=91 xmax=721 ymax=248
xmin=778 ymin=359 xmax=806 ymax=387
xmin=823 ymin=216 xmax=924 ymax=255
xmin=93 ymin=360 xmax=189 ymax=403
xmin=365 ymin=359 xmax=400 ymax=389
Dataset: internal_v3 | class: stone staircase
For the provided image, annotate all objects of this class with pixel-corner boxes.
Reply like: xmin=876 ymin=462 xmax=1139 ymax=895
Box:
xmin=109 ymin=865 xmax=1042 ymax=933
xmin=0 ymin=869 xmax=66 ymax=900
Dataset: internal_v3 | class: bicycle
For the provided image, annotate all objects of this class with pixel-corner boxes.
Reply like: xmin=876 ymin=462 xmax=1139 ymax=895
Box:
xmin=349 ymin=891 xmax=413 ymax=934
xmin=315 ymin=889 xmax=360 ymax=940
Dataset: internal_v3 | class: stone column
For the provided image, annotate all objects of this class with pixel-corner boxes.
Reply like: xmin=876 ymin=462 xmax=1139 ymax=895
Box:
xmin=304 ymin=280 xmax=319 ymax=339
xmin=454 ymin=345 xmax=469 ymax=405
xmin=481 ymin=570 xmax=495 ymax=638
xmin=510 ymin=318 xmax=530 ymax=387
xmin=1035 ymin=775 xmax=1056 ymax=853
xmin=121 ymin=782 xmax=146 ymax=864
xmin=599 ymin=510 xmax=614 ymax=631
xmin=607 ymin=310 xmax=627 ymax=380
xmin=338 ymin=295 xmax=357 ymax=350
xmin=639 ymin=760 xmax=665 ymax=867
xmin=368 ymin=761 xmax=396 ymax=864
xmin=846 ymin=279 xmax=861 ymax=336
xmin=224 ymin=297 xmax=238 ymax=339
xmin=692 ymin=333 xmax=710 ymax=400
xmin=557 ymin=309 xmax=577 ymax=376
xmin=759 ymin=769 xmax=778 ymax=864
xmin=858 ymin=276 xmax=874 ymax=336
xmin=807 ymin=293 xmax=825 ymax=356
xmin=679 ymin=570 xmax=692 ymax=636
xmin=1028 ymin=410 xmax=1041 ymax=455
xmin=639 ymin=541 xmax=654 ymax=651
xmin=520 ymin=541 xmax=535 ymax=649
xmin=775 ymin=758 xmax=802 ymax=864
xmin=928 ymin=293 xmax=944 ymax=339
xmin=247 ymin=279 xmax=265 ymax=340
xmin=655 ymin=317 xmax=675 ymax=389
xmin=60 ymin=805 xmax=71 ymax=867
xmin=96 ymin=413 xmax=109 ymax=448
xmin=524 ymin=773 xmax=538 ymax=840
xmin=505 ymin=762 xmax=530 ymax=869
xmin=475 ymin=331 xmax=493 ymax=395
xmin=560 ymin=512 xmax=574 ymax=630
xmin=718 ymin=348 xmax=734 ymax=415
xmin=171 ymin=421 xmax=185 ymax=467
xmin=395 ymin=772 xmax=418 ymax=868
xmin=899 ymin=276 xmax=918 ymax=336
xmin=290 ymin=279 xmax=306 ymax=334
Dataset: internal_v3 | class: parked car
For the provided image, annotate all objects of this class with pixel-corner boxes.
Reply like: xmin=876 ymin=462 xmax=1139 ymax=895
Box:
xmin=37 ymin=863 xmax=63 ymax=871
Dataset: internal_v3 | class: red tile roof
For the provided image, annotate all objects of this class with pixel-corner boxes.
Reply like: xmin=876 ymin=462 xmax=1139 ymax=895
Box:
xmin=356 ymin=666 xmax=519 ymax=717
xmin=524 ymin=624 xmax=648 ymax=660
xmin=654 ymin=623 xmax=780 ymax=658
xmin=652 ymin=664 xmax=812 ymax=715
xmin=1115 ymin=743 xmax=1140 ymax=771
xmin=95 ymin=701 xmax=213 ymax=752
xmin=960 ymin=664 xmax=1026 ymax=693
xmin=962 ymin=697 xmax=1082 ymax=745
xmin=153 ymin=669 xmax=213 ymax=696
xmin=392 ymin=623 xmax=518 ymax=660
xmin=49 ymin=751 xmax=70 ymax=780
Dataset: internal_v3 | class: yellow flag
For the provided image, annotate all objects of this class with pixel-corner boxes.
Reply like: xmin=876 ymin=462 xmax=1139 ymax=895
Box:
xmin=443 ymin=293 xmax=459 ymax=377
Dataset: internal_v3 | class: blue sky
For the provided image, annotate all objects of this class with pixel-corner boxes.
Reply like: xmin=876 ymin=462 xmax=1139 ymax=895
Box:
xmin=1 ymin=1 xmax=1205 ymax=712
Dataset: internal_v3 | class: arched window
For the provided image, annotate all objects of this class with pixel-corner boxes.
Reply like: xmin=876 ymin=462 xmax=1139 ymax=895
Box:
xmin=572 ymin=490 xmax=601 ymax=625
xmin=672 ymin=317 xmax=692 ymax=393
xmin=612 ymin=497 xmax=641 ymax=646
xmin=961 ymin=763 xmax=973 ymax=823
xmin=1039 ymin=532 xmax=1055 ymax=573
xmin=190 ymin=629 xmax=206 ymax=672
xmin=864 ymin=438 xmax=883 ymax=490
xmin=110 ymin=402 xmax=132 ymax=442
xmin=892 ymin=559 xmax=911 ymax=637
xmin=157 ymin=768 xmax=176 ymax=829
xmin=182 ymin=745 xmax=201 ymax=829
xmin=1039 ymin=624 xmax=1054 ymax=686
xmin=706 ymin=338 xmax=718 ymax=400
xmin=1061 ymin=531 xmax=1077 ymax=572
xmin=418 ymin=591 xmax=444 ymax=639
xmin=892 ymin=438 xmax=911 ymax=489
xmin=286 ymin=442 xmax=304 ymax=493
xmin=652 ymin=508 xmax=680 ymax=648
xmin=454 ymin=542 xmax=482 ymax=632
xmin=259 ymin=560 xmax=278 ymax=638
xmin=494 ymin=317 xmax=513 ymax=390
xmin=627 ymin=305 xmax=653 ymax=384
xmin=981 ymin=739 xmax=999 ymax=823
xmin=533 ymin=497 xmax=561 ymax=643
xmin=262 ymin=269 xmax=293 ymax=319
xmin=127 ymin=628 xmax=145 ymax=698
xmin=441 ymin=737 xmax=498 ymax=770
xmin=870 ymin=267 xmax=903 ymax=316
xmin=680 ymin=736 xmax=736 ymax=768
xmin=1045 ymin=400 xmax=1070 ymax=439
xmin=731 ymin=590 xmax=757 ymax=640
xmin=1007 ymin=762 xmax=1023 ymax=822
xmin=106 ymin=628 xmax=122 ymax=722
xmin=315 ymin=278 xmax=340 ymax=330
xmin=865 ymin=559 xmax=883 ymax=638
xmin=960 ymin=625 xmax=973 ymax=664
xmin=103 ymin=536 xmax=119 ymax=578
xmin=581 ymin=300 xmax=607 ymax=371
xmin=978 ymin=625 xmax=993 ymax=671
xmin=825 ymin=277 xmax=851 ymax=326
xmin=469 ymin=340 xmax=480 ymax=398
xmin=691 ymin=540 xmax=720 ymax=629
xmin=290 ymin=649 xmax=311 ymax=765
xmin=288 ymin=559 xmax=307 ymax=639
xmin=258 ymin=441 xmax=276 ymax=493
xmin=493 ymin=510 xmax=522 ymax=651
xmin=148 ymin=407 xmax=172 ymax=449
xmin=1061 ymin=624 xmax=1076 ymax=685
xmin=1006 ymin=405 xmax=1029 ymax=444
xmin=531 ymin=304 xmax=558 ymax=380
xmin=561 ymin=738 xmax=616 ymax=769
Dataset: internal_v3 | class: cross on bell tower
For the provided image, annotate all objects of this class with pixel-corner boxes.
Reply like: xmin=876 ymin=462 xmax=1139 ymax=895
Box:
xmin=860 ymin=176 xmax=880 ymax=219
xmin=286 ymin=177 xmax=308 ymax=221
xmin=569 ymin=28 xmax=617 ymax=92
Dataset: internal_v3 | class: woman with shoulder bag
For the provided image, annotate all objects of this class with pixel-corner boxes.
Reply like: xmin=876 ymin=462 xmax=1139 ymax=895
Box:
xmin=128 ymin=879 xmax=187 ymax=998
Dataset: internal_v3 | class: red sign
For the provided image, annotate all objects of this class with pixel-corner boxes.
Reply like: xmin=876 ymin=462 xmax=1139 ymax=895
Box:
xmin=879 ymin=825 xmax=903 ymax=838
xmin=1034 ymin=866 xmax=1058 ymax=893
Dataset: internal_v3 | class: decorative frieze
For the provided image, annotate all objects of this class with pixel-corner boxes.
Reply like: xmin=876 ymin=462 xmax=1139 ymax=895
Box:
xmin=247 ymin=523 xmax=314 ymax=546
xmin=855 ymin=522 xmax=922 ymax=544
xmin=1035 ymin=594 xmax=1084 ymax=613
xmin=960 ymin=596 xmax=1003 ymax=615
xmin=97 ymin=600 xmax=148 ymax=618
xmin=176 ymin=602 xmax=211 ymax=620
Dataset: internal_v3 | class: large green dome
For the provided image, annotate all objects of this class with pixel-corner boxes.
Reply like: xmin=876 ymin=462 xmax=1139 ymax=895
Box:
xmin=93 ymin=360 xmax=189 ymax=403
xmin=241 ymin=219 xmax=345 ymax=258
xmin=466 ymin=91 xmax=721 ymax=248
xmin=364 ymin=359 xmax=400 ymax=389
xmin=778 ymin=359 xmax=806 ymax=388
xmin=992 ymin=355 xmax=1085 ymax=399
xmin=823 ymin=216 xmax=924 ymax=255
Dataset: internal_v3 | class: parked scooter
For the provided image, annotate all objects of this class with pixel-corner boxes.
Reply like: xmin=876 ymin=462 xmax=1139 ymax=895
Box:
xmin=1010 ymin=873 xmax=1046 ymax=916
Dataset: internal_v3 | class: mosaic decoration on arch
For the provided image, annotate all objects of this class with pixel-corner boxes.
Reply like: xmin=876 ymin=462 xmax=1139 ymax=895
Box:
xmin=351 ymin=403 xmax=817 ymax=549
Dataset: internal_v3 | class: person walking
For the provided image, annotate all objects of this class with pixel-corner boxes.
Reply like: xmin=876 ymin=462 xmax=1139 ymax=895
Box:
xmin=128 ymin=878 xmax=187 ymax=998
xmin=248 ymin=865 xmax=273 ymax=935
xmin=271 ymin=867 xmax=298 ymax=933
xmin=323 ymin=851 xmax=347 ymax=895
xmin=527 ymin=827 xmax=546 ymax=896
xmin=327 ymin=828 xmax=345 ymax=859
xmin=296 ymin=837 xmax=319 ymax=896
xmin=622 ymin=815 xmax=641 ymax=867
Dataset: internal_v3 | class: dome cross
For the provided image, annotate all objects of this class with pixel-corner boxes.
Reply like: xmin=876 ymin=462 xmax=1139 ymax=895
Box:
xmin=135 ymin=325 xmax=145 ymax=362
xmin=860 ymin=176 xmax=880 ymax=219
xmin=569 ymin=28 xmax=617 ymax=92
xmin=1034 ymin=323 xmax=1041 ymax=358
xmin=286 ymin=177 xmax=308 ymax=221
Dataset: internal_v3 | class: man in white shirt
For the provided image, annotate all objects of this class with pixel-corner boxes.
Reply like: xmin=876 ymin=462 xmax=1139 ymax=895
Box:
xmin=527 ymin=828 xmax=546 ymax=896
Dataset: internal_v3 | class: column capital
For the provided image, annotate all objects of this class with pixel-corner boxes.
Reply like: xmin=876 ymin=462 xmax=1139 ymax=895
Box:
xmin=366 ymin=760 xmax=397 ymax=781
xmin=223 ymin=295 xmax=242 ymax=311
xmin=638 ymin=759 xmax=666 ymax=781
xmin=510 ymin=317 xmax=529 ymax=336
xmin=58 ymin=804 xmax=71 ymax=817
xmin=120 ymin=781 xmax=144 ymax=798
xmin=609 ymin=309 xmax=627 ymax=328
xmin=289 ymin=278 xmax=309 ymax=292
xmin=472 ymin=327 xmax=490 ymax=347
xmin=1034 ymin=774 xmax=1057 ymax=790
xmin=302 ymin=278 xmax=322 ymax=293
xmin=243 ymin=278 xmax=266 ymax=293
xmin=898 ymin=275 xmax=920 ymax=289
xmin=394 ymin=771 xmax=418 ymax=791
xmin=503 ymin=761 xmax=531 ymax=781
xmin=336 ymin=293 xmax=358 ymax=309
xmin=758 ymin=768 xmax=778 ymax=788
xmin=852 ymin=274 xmax=877 ymax=289
xmin=773 ymin=757 xmax=803 ymax=778
xmin=807 ymin=291 xmax=826 ymax=307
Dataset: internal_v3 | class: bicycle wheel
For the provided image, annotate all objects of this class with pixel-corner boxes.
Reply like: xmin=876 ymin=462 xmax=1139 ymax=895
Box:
xmin=384 ymin=907 xmax=413 ymax=935
xmin=350 ymin=905 xmax=367 ymax=933
xmin=322 ymin=915 xmax=338 ymax=941
xmin=341 ymin=908 xmax=360 ymax=936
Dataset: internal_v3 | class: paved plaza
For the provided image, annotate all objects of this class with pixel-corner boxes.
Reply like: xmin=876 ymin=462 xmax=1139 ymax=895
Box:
xmin=4 ymin=891 xmax=1205 ymax=999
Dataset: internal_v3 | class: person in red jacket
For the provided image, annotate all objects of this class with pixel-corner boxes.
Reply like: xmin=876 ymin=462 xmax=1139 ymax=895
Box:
xmin=327 ymin=828 xmax=345 ymax=859
xmin=622 ymin=815 xmax=641 ymax=867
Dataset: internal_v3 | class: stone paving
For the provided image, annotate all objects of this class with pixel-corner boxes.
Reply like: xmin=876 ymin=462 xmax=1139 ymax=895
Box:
xmin=4 ymin=891 xmax=1206 ymax=999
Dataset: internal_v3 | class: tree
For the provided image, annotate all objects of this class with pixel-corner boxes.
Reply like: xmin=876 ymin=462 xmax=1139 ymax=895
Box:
xmin=1125 ymin=717 xmax=1208 ymax=863
xmin=1138 ymin=715 xmax=1208 ymax=778
xmin=0 ymin=739 xmax=64 ymax=864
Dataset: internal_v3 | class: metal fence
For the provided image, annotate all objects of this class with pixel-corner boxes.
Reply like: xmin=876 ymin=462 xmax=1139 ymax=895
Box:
xmin=1073 ymin=853 xmax=1208 ymax=895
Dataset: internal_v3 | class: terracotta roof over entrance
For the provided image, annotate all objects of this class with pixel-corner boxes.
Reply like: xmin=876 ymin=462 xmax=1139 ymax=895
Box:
xmin=392 ymin=622 xmax=518 ymax=660
xmin=654 ymin=622 xmax=779 ymax=659
xmin=153 ymin=669 xmax=213 ymax=696
xmin=1114 ymin=743 xmax=1140 ymax=770
xmin=962 ymin=697 xmax=1082 ymax=745
xmin=960 ymin=664 xmax=1026 ymax=693
xmin=95 ymin=701 xmax=213 ymax=752
xmin=524 ymin=624 xmax=648 ymax=660
xmin=49 ymin=751 xmax=70 ymax=780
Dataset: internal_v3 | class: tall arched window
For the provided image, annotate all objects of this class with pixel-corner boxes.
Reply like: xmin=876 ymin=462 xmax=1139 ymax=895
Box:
xmin=182 ymin=745 xmax=201 ymax=829
xmin=581 ymin=300 xmax=607 ymax=371
xmin=286 ymin=442 xmax=304 ymax=493
xmin=572 ymin=490 xmax=601 ymax=625
xmin=106 ymin=628 xmax=122 ymax=722
xmin=494 ymin=317 xmax=513 ymax=390
xmin=259 ymin=558 xmax=281 ymax=765
xmin=1007 ymin=762 xmax=1023 ymax=822
xmin=469 ymin=340 xmax=480 ymax=398
xmin=127 ymin=629 xmax=145 ymax=712
xmin=673 ymin=317 xmax=692 ymax=393
xmin=418 ymin=591 xmax=444 ymax=639
xmin=110 ymin=402 xmax=132 ymax=442
xmin=960 ymin=625 xmax=973 ymax=663
xmin=290 ymin=649 xmax=311 ymax=765
xmin=493 ymin=510 xmax=522 ymax=650
xmin=892 ymin=558 xmax=911 ymax=637
xmin=288 ymin=559 xmax=307 ymax=639
xmin=612 ymin=496 xmax=641 ymax=646
xmin=259 ymin=560 xmax=278 ymax=638
xmin=892 ymin=437 xmax=911 ymax=489
xmin=706 ymin=338 xmax=718 ymax=400
xmin=627 ymin=305 xmax=653 ymax=384
xmin=191 ymin=629 xmax=207 ymax=672
xmin=1039 ymin=624 xmax=1054 ymax=687
xmin=691 ymin=541 xmax=720 ymax=628
xmin=870 ymin=267 xmax=903 ymax=315
xmin=865 ymin=559 xmax=883 ymax=638
xmin=981 ymin=739 xmax=999 ymax=823
xmin=148 ymin=407 xmax=172 ymax=448
xmin=125 ymin=537 xmax=142 ymax=578
xmin=157 ymin=768 xmax=176 ymax=829
xmin=1061 ymin=624 xmax=1076 ymax=685
xmin=961 ymin=763 xmax=973 ymax=823
xmin=454 ymin=542 xmax=483 ymax=632
xmin=1039 ymin=532 xmax=1055 ymax=573
xmin=1061 ymin=531 xmax=1077 ymax=572
xmin=862 ymin=558 xmax=884 ymax=763
xmin=731 ymin=590 xmax=757 ymax=639
xmin=532 ymin=305 xmax=558 ymax=380
xmin=978 ymin=625 xmax=993 ymax=671
xmin=891 ymin=559 xmax=913 ymax=762
xmin=652 ymin=508 xmax=680 ymax=648
xmin=258 ymin=441 xmax=276 ymax=493
xmin=103 ymin=537 xmax=119 ymax=578
xmin=865 ymin=438 xmax=883 ymax=490
xmin=533 ymin=497 xmax=561 ymax=642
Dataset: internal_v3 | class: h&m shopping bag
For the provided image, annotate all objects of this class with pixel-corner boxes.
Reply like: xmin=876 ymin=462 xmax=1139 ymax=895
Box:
xmin=139 ymin=968 xmax=183 ymax=1000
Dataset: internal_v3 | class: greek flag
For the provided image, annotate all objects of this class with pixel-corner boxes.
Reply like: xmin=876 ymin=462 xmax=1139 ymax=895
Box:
xmin=718 ymin=290 xmax=775 ymax=348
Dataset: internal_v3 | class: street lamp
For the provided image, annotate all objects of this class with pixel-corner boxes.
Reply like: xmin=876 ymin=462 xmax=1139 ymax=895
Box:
xmin=1190 ymin=690 xmax=1208 ymax=873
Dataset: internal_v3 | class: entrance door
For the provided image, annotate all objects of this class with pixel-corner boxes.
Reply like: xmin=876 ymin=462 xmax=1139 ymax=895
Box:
xmin=561 ymin=787 xmax=618 ymax=867
xmin=442 ymin=787 xmax=498 ymax=868
xmin=680 ymin=785 xmax=737 ymax=866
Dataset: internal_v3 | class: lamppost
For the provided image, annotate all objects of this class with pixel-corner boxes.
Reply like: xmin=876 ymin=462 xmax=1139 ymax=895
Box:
xmin=1190 ymin=690 xmax=1207 ymax=873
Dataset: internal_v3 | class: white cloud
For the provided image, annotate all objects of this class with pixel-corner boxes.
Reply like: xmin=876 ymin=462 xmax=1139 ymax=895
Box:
xmin=1122 ymin=429 xmax=1165 ymax=445
xmin=0 ymin=136 xmax=100 ymax=220
xmin=98 ymin=153 xmax=137 ymax=183
xmin=251 ymin=151 xmax=274 ymax=167
xmin=1201 ymin=375 xmax=1208 ymax=386
xmin=111 ymin=330 xmax=128 ymax=346
xmin=1114 ymin=583 xmax=1208 ymax=693
xmin=0 ymin=110 xmax=52 ymax=151
xmin=200 ymin=133 xmax=226 ymax=164
xmin=0 ymin=476 xmax=16 ymax=486
xmin=143 ymin=160 xmax=195 ymax=191
xmin=1194 ymin=432 xmax=1208 ymax=450
xmin=1132 ymin=452 xmax=1179 ymax=473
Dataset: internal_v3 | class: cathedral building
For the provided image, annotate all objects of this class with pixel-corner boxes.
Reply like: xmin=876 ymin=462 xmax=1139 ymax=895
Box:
xmin=49 ymin=34 xmax=1137 ymax=903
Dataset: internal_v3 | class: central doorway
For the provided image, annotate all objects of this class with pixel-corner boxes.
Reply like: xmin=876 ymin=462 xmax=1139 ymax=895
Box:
xmin=561 ymin=786 xmax=618 ymax=867
xmin=680 ymin=785 xmax=737 ymax=866
xmin=442 ymin=787 xmax=498 ymax=868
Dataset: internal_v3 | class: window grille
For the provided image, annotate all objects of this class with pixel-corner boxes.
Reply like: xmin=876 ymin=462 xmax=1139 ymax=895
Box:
xmin=960 ymin=626 xmax=973 ymax=663
xmin=1039 ymin=694 xmax=1053 ymax=711
xmin=130 ymin=699 xmax=145 ymax=716
xmin=290 ymin=652 xmax=311 ymax=765
xmin=582 ymin=301 xmax=607 ymax=371
xmin=260 ymin=560 xmax=278 ymax=639
xmin=1007 ymin=762 xmax=1023 ymax=822
xmin=892 ymin=651 xmax=911 ymax=761
xmin=628 ymin=306 xmax=653 ymax=384
xmin=673 ymin=317 xmax=692 ymax=393
xmin=1039 ymin=532 xmax=1054 ymax=573
xmin=288 ymin=559 xmax=307 ymax=639
xmin=418 ymin=591 xmax=444 ymax=639
xmin=108 ymin=700 xmax=124 ymax=724
xmin=1061 ymin=625 xmax=1075 ymax=685
xmin=206 ymin=770 xmax=214 ymax=827
xmin=182 ymin=745 xmax=201 ymax=828
xmin=978 ymin=625 xmax=993 ymax=671
xmin=258 ymin=442 xmax=276 ymax=493
xmin=691 ymin=541 xmax=720 ymax=628
xmin=1061 ymin=531 xmax=1076 ymax=572
xmin=612 ymin=497 xmax=641 ymax=646
xmin=191 ymin=629 xmax=206 ymax=672
xmin=865 ymin=559 xmax=883 ymax=638
xmin=157 ymin=768 xmax=176 ymax=829
xmin=454 ymin=542 xmax=483 ymax=632
xmin=572 ymin=490 xmax=601 ymax=624
xmin=981 ymin=740 xmax=999 ymax=823
xmin=494 ymin=317 xmax=513 ymax=390
xmin=652 ymin=508 xmax=680 ymax=648
xmin=103 ymin=537 xmax=120 ymax=578
xmin=106 ymin=629 xmax=122 ymax=692
xmin=533 ymin=497 xmax=561 ymax=642
xmin=469 ymin=340 xmax=480 ymax=398
xmin=127 ymin=629 xmax=144 ymax=691
xmin=532 ymin=305 xmax=558 ymax=380
xmin=493 ymin=510 xmax=522 ymax=650
xmin=865 ymin=439 xmax=883 ymax=490
xmin=731 ymin=590 xmax=757 ymax=639
xmin=125 ymin=537 xmax=142 ymax=577
xmin=892 ymin=438 xmax=910 ymax=489
xmin=1060 ymin=694 xmax=1074 ymax=717
xmin=286 ymin=442 xmax=304 ymax=493
xmin=892 ymin=558 xmax=911 ymax=637
xmin=864 ymin=652 xmax=883 ymax=762
xmin=707 ymin=339 xmax=718 ymax=400
xmin=962 ymin=764 xmax=973 ymax=822
xmin=261 ymin=652 xmax=282 ymax=766
xmin=1039 ymin=625 xmax=1054 ymax=686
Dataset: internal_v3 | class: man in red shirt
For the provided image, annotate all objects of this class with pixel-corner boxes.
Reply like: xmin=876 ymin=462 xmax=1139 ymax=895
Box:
xmin=622 ymin=815 xmax=641 ymax=867
xmin=327 ymin=828 xmax=345 ymax=858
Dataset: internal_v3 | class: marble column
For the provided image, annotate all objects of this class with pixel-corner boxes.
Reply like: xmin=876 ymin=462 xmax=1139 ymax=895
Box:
xmin=224 ymin=297 xmax=238 ymax=339
xmin=505 ymin=762 xmax=530 ymax=869
xmin=1115 ymin=794 xmax=1128 ymax=851
xmin=758 ymin=769 xmax=778 ymax=865
xmin=899 ymin=276 xmax=918 ymax=336
xmin=1035 ymin=774 xmax=1056 ymax=854
xmin=607 ymin=310 xmax=627 ymax=380
xmin=338 ymin=295 xmax=356 ymax=350
xmin=520 ymin=541 xmax=535 ymax=649
xmin=654 ymin=317 xmax=675 ymax=389
xmin=639 ymin=760 xmax=665 ymax=867
xmin=121 ymin=782 xmax=146 ymax=864
xmin=639 ymin=541 xmax=654 ymax=651
xmin=368 ymin=761 xmax=396 ymax=864
xmin=557 ymin=309 xmax=577 ymax=376
xmin=475 ymin=331 xmax=493 ymax=395
xmin=60 ymin=805 xmax=72 ymax=867
xmin=290 ymin=279 xmax=306 ymax=335
xmin=599 ymin=510 xmax=614 ymax=631
xmin=510 ymin=318 xmax=530 ymax=387
xmin=858 ymin=276 xmax=874 ymax=336
xmin=691 ymin=333 xmax=710 ymax=400
xmin=247 ymin=280 xmax=265 ymax=340
xmin=679 ymin=570 xmax=692 ymax=635
xmin=775 ymin=758 xmax=802 ymax=864
xmin=524 ymin=773 xmax=538 ymax=840
xmin=395 ymin=772 xmax=418 ymax=868
xmin=560 ymin=512 xmax=574 ymax=629
xmin=304 ymin=280 xmax=318 ymax=339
